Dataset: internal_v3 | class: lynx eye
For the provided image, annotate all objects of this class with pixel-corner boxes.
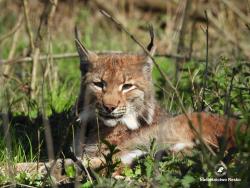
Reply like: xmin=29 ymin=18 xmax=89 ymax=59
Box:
xmin=93 ymin=81 xmax=105 ymax=89
xmin=122 ymin=83 xmax=134 ymax=91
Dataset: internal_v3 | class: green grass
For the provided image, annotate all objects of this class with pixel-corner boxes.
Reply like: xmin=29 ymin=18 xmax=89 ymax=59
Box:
xmin=2 ymin=55 xmax=250 ymax=187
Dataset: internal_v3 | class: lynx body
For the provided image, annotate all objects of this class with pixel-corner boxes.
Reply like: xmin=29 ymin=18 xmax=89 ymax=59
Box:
xmin=74 ymin=31 xmax=238 ymax=165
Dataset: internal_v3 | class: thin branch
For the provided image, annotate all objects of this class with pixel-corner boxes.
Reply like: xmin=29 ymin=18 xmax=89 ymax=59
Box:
xmin=0 ymin=15 xmax=23 ymax=43
xmin=16 ymin=183 xmax=37 ymax=188
xmin=1 ymin=52 xmax=198 ymax=65
xmin=30 ymin=0 xmax=57 ymax=99
xmin=39 ymin=1 xmax=58 ymax=188
xmin=30 ymin=48 xmax=40 ymax=99
xmin=175 ymin=0 xmax=190 ymax=81
xmin=201 ymin=11 xmax=209 ymax=111
xmin=2 ymin=51 xmax=249 ymax=66
xmin=3 ymin=21 xmax=21 ymax=75
xmin=22 ymin=0 xmax=35 ymax=52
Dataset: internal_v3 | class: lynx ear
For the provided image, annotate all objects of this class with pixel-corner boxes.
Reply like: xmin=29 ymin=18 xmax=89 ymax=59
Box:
xmin=75 ymin=26 xmax=97 ymax=74
xmin=143 ymin=25 xmax=156 ymax=74
xmin=146 ymin=25 xmax=156 ymax=56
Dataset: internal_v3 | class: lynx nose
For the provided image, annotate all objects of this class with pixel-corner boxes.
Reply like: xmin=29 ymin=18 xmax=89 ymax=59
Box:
xmin=103 ymin=104 xmax=117 ymax=113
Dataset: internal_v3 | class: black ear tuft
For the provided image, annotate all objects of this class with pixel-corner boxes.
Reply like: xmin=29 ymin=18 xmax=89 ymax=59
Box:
xmin=143 ymin=25 xmax=156 ymax=74
xmin=75 ymin=26 xmax=89 ymax=61
xmin=79 ymin=60 xmax=90 ymax=74
xmin=75 ymin=38 xmax=89 ymax=74
xmin=146 ymin=25 xmax=156 ymax=56
xmin=74 ymin=26 xmax=97 ymax=74
xmin=147 ymin=25 xmax=154 ymax=52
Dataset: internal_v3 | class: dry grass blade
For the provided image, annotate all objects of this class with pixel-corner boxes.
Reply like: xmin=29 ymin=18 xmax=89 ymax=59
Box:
xmin=175 ymin=0 xmax=190 ymax=80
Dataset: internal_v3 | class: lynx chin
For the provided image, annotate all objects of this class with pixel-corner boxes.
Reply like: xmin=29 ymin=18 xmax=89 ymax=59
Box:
xmin=74 ymin=27 xmax=239 ymax=166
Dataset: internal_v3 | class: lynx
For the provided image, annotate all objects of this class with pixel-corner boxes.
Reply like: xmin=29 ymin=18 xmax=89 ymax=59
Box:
xmin=74 ymin=29 xmax=238 ymax=166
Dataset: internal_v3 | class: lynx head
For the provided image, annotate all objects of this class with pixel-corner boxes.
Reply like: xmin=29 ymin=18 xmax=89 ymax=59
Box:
xmin=75 ymin=28 xmax=156 ymax=130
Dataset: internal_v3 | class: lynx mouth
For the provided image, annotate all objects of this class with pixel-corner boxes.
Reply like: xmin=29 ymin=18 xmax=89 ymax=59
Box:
xmin=98 ymin=110 xmax=124 ymax=119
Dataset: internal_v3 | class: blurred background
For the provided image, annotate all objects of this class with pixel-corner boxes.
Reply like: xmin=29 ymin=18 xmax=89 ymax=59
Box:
xmin=1 ymin=0 xmax=250 ymax=59
xmin=1 ymin=0 xmax=250 ymax=112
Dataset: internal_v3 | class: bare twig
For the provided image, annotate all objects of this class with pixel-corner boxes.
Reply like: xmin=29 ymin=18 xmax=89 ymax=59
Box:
xmin=16 ymin=183 xmax=37 ymax=188
xmin=22 ymin=0 xmax=35 ymax=52
xmin=0 ymin=15 xmax=23 ymax=43
xmin=201 ymin=11 xmax=209 ymax=111
xmin=41 ymin=55 xmax=55 ymax=164
xmin=31 ymin=48 xmax=40 ymax=99
xmin=3 ymin=20 xmax=21 ymax=75
xmin=37 ymin=1 xmax=58 ymax=187
xmin=175 ymin=0 xmax=190 ymax=81
xmin=2 ymin=51 xmax=250 ymax=65
xmin=30 ymin=0 xmax=58 ymax=99
xmin=1 ymin=52 xmax=197 ymax=65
